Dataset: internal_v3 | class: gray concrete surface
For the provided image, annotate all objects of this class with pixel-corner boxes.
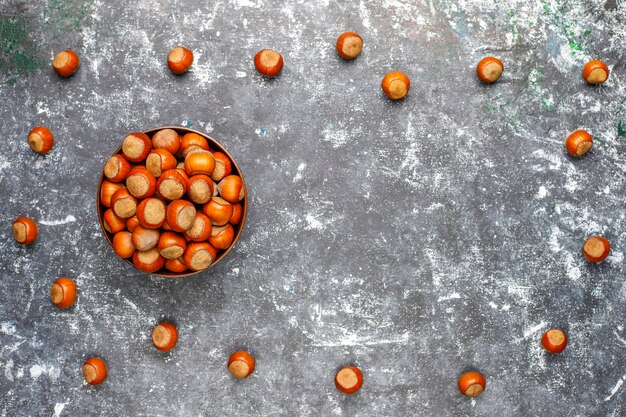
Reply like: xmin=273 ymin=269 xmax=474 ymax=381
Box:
xmin=1 ymin=0 xmax=625 ymax=416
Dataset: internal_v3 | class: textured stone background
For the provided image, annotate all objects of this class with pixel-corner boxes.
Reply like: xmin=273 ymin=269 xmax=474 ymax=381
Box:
xmin=1 ymin=0 xmax=625 ymax=416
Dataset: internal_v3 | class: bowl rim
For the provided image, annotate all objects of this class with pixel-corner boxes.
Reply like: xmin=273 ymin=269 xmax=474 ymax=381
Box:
xmin=96 ymin=126 xmax=248 ymax=278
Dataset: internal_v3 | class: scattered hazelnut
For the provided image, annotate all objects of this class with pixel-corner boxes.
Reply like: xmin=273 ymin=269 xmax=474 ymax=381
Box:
xmin=381 ymin=72 xmax=410 ymax=100
xmin=12 ymin=216 xmax=38 ymax=245
xmin=83 ymin=357 xmax=107 ymax=385
xmin=152 ymin=322 xmax=178 ymax=352
xmin=27 ymin=126 xmax=54 ymax=154
xmin=542 ymin=329 xmax=568 ymax=353
xmin=565 ymin=130 xmax=593 ymax=157
xmin=583 ymin=236 xmax=610 ymax=262
xmin=336 ymin=32 xmax=363 ymax=60
xmin=254 ymin=49 xmax=283 ymax=77
xmin=458 ymin=371 xmax=486 ymax=397
xmin=53 ymin=50 xmax=80 ymax=77
xmin=476 ymin=57 xmax=504 ymax=83
xmin=50 ymin=277 xmax=77 ymax=309
xmin=583 ymin=60 xmax=609 ymax=85
xmin=335 ymin=366 xmax=363 ymax=394
xmin=167 ymin=47 xmax=193 ymax=75
xmin=228 ymin=350 xmax=255 ymax=379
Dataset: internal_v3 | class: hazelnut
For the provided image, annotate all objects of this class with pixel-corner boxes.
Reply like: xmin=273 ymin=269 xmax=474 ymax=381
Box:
xmin=184 ymin=213 xmax=213 ymax=242
xmin=152 ymin=322 xmax=178 ymax=352
xmin=542 ymin=329 xmax=568 ymax=353
xmin=209 ymin=224 xmax=234 ymax=250
xmin=83 ymin=357 xmax=107 ymax=385
xmin=12 ymin=217 xmax=38 ymax=245
xmin=53 ymin=50 xmax=80 ymax=77
xmin=100 ymin=181 xmax=125 ymax=208
xmin=165 ymin=257 xmax=188 ymax=273
xmin=167 ymin=47 xmax=193 ymax=75
xmin=158 ymin=232 xmax=187 ymax=259
xmin=166 ymin=200 xmax=196 ymax=232
xmin=187 ymin=175 xmax=214 ymax=204
xmin=27 ymin=126 xmax=54 ymax=154
xmin=583 ymin=60 xmax=609 ymax=84
xmin=183 ymin=242 xmax=217 ymax=271
xmin=476 ymin=57 xmax=504 ymax=83
xmin=254 ymin=49 xmax=283 ymax=77
xmin=565 ymin=130 xmax=593 ymax=157
xmin=103 ymin=208 xmax=126 ymax=234
xmin=381 ymin=72 xmax=410 ymax=100
xmin=131 ymin=225 xmax=160 ymax=251
xmin=112 ymin=231 xmax=135 ymax=258
xmin=185 ymin=150 xmax=215 ymax=176
xmin=458 ymin=371 xmax=485 ymax=397
xmin=211 ymin=152 xmax=232 ymax=182
xmin=146 ymin=149 xmax=177 ymax=177
xmin=126 ymin=166 xmax=157 ymax=199
xmin=335 ymin=366 xmax=363 ymax=394
xmin=583 ymin=236 xmax=610 ymax=262
xmin=336 ymin=32 xmax=363 ymax=60
xmin=136 ymin=198 xmax=166 ymax=229
xmin=111 ymin=188 xmax=138 ymax=219
xmin=103 ymin=154 xmax=131 ymax=183
xmin=152 ymin=128 xmax=181 ymax=156
xmin=228 ymin=350 xmax=255 ymax=379
xmin=229 ymin=203 xmax=243 ymax=225
xmin=203 ymin=197 xmax=233 ymax=226
xmin=132 ymin=247 xmax=165 ymax=273
xmin=122 ymin=132 xmax=152 ymax=163
xmin=216 ymin=175 xmax=245 ymax=203
xmin=180 ymin=133 xmax=209 ymax=157
xmin=157 ymin=169 xmax=188 ymax=201
xmin=50 ymin=277 xmax=77 ymax=309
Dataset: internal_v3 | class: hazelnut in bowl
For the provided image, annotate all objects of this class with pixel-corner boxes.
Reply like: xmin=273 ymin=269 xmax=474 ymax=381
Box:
xmin=97 ymin=127 xmax=247 ymax=277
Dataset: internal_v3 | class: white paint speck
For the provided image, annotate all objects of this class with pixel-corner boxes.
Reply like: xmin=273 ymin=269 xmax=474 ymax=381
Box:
xmin=53 ymin=402 xmax=67 ymax=417
xmin=39 ymin=215 xmax=76 ymax=226
xmin=604 ymin=373 xmax=626 ymax=402
xmin=235 ymin=71 xmax=246 ymax=78
xmin=437 ymin=293 xmax=461 ymax=302
xmin=536 ymin=186 xmax=548 ymax=199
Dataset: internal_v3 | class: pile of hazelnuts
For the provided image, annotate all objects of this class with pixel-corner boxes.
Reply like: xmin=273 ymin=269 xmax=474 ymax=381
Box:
xmin=99 ymin=129 xmax=245 ymax=274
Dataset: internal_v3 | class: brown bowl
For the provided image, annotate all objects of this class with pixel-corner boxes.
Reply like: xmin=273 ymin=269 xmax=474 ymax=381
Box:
xmin=96 ymin=126 xmax=248 ymax=277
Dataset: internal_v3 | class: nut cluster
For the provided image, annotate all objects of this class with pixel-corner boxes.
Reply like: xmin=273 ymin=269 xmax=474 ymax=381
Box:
xmin=99 ymin=128 xmax=245 ymax=275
